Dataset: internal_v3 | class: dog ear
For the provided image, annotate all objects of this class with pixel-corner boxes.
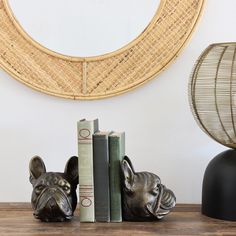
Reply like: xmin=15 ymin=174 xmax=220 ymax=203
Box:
xmin=64 ymin=156 xmax=78 ymax=186
xmin=121 ymin=156 xmax=135 ymax=191
xmin=29 ymin=156 xmax=46 ymax=185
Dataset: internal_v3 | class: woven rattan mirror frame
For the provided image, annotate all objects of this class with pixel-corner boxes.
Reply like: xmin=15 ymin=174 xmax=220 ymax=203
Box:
xmin=0 ymin=0 xmax=205 ymax=100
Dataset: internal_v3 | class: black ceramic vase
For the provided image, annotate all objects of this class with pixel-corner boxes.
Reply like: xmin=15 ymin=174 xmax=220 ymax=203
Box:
xmin=202 ymin=149 xmax=236 ymax=221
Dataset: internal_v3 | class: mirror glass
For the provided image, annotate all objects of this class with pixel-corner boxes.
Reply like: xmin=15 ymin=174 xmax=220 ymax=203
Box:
xmin=8 ymin=0 xmax=161 ymax=57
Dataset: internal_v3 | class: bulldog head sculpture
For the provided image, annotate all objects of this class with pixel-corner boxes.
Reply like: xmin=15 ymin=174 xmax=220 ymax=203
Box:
xmin=29 ymin=156 xmax=78 ymax=222
xmin=121 ymin=156 xmax=176 ymax=221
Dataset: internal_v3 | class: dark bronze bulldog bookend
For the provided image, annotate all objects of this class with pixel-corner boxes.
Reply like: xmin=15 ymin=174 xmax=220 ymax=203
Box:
xmin=121 ymin=156 xmax=176 ymax=221
xmin=29 ymin=156 xmax=78 ymax=222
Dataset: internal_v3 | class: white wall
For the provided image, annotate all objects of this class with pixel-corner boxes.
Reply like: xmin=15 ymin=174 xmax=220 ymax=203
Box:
xmin=0 ymin=0 xmax=235 ymax=203
xmin=8 ymin=0 xmax=160 ymax=57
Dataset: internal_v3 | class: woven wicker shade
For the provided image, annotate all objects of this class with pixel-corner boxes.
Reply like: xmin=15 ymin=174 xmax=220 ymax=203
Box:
xmin=0 ymin=0 xmax=205 ymax=100
xmin=190 ymin=43 xmax=236 ymax=149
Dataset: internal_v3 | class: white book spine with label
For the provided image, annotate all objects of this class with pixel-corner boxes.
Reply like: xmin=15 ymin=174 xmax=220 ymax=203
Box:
xmin=77 ymin=119 xmax=99 ymax=222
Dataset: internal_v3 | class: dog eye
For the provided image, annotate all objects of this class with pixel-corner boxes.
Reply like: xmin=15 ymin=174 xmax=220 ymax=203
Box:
xmin=151 ymin=186 xmax=159 ymax=195
xmin=63 ymin=186 xmax=70 ymax=192
xmin=58 ymin=179 xmax=64 ymax=186
xmin=35 ymin=185 xmax=44 ymax=194
xmin=54 ymin=177 xmax=58 ymax=185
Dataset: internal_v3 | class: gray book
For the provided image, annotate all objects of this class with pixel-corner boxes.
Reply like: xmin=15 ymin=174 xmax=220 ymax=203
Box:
xmin=78 ymin=119 xmax=99 ymax=222
xmin=93 ymin=131 xmax=111 ymax=222
xmin=109 ymin=132 xmax=125 ymax=222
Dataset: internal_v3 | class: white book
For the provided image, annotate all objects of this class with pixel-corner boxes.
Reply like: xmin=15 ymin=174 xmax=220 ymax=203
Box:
xmin=78 ymin=119 xmax=99 ymax=222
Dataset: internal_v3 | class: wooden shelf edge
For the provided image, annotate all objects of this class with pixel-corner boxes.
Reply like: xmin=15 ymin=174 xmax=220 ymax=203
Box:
xmin=0 ymin=203 xmax=201 ymax=212
xmin=173 ymin=204 xmax=201 ymax=212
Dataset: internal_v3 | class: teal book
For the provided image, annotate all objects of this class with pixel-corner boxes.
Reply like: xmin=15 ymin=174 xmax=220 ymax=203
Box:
xmin=77 ymin=119 xmax=99 ymax=222
xmin=93 ymin=131 xmax=112 ymax=222
xmin=109 ymin=132 xmax=125 ymax=222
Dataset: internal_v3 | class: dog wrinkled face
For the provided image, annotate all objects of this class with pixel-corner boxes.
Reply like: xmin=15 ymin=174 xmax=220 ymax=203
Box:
xmin=121 ymin=156 xmax=176 ymax=221
xmin=29 ymin=156 xmax=78 ymax=222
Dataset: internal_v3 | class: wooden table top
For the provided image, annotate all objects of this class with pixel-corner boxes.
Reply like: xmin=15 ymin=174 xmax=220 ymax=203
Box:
xmin=0 ymin=203 xmax=236 ymax=235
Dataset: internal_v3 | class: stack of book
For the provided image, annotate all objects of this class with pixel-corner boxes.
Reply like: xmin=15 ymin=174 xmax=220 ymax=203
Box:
xmin=77 ymin=119 xmax=125 ymax=222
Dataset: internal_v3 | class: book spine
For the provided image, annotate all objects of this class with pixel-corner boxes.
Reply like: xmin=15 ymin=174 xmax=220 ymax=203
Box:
xmin=109 ymin=133 xmax=125 ymax=222
xmin=78 ymin=119 xmax=99 ymax=222
xmin=93 ymin=133 xmax=110 ymax=222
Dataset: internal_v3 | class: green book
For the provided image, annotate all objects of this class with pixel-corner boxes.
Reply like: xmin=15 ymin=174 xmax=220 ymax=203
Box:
xmin=109 ymin=132 xmax=125 ymax=222
xmin=93 ymin=131 xmax=112 ymax=222
xmin=77 ymin=119 xmax=99 ymax=222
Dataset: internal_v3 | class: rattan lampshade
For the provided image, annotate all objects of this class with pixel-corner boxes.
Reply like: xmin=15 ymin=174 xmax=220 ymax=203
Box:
xmin=190 ymin=43 xmax=236 ymax=149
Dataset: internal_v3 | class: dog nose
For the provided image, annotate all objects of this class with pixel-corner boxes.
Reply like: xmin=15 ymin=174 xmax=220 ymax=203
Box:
xmin=48 ymin=198 xmax=57 ymax=208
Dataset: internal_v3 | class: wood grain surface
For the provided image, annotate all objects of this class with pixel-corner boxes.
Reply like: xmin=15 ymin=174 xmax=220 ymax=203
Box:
xmin=0 ymin=203 xmax=235 ymax=235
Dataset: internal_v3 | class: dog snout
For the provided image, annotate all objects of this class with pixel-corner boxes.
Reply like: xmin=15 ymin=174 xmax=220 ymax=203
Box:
xmin=47 ymin=198 xmax=57 ymax=208
xmin=161 ymin=188 xmax=176 ymax=210
xmin=49 ymin=187 xmax=57 ymax=194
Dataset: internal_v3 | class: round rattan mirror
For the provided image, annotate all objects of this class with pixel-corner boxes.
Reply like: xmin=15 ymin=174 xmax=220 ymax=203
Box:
xmin=8 ymin=0 xmax=161 ymax=57
xmin=0 ymin=0 xmax=205 ymax=100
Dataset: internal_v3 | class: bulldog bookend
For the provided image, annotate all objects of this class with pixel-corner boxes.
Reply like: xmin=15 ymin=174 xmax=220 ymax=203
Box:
xmin=29 ymin=156 xmax=78 ymax=222
xmin=121 ymin=156 xmax=176 ymax=221
xmin=29 ymin=155 xmax=176 ymax=222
